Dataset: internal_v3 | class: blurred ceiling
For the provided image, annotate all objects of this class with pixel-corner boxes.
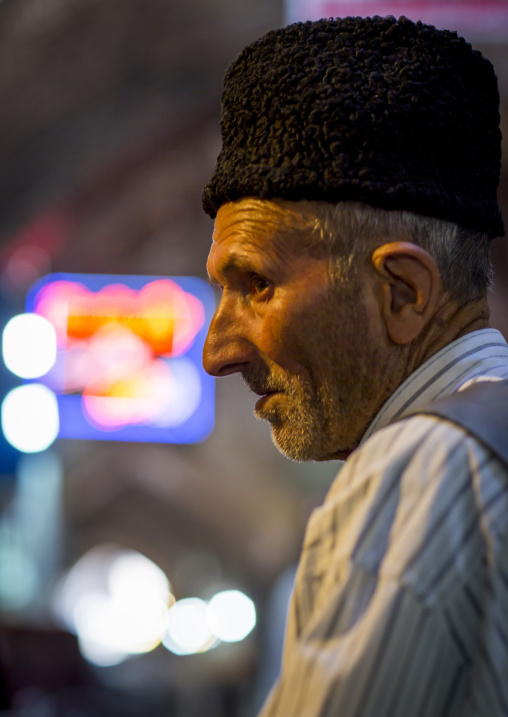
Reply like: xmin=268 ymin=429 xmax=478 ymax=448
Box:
xmin=0 ymin=0 xmax=278 ymax=243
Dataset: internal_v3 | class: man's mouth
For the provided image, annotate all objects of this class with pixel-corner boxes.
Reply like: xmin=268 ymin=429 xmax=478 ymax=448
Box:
xmin=241 ymin=367 xmax=286 ymax=410
xmin=254 ymin=390 xmax=280 ymax=411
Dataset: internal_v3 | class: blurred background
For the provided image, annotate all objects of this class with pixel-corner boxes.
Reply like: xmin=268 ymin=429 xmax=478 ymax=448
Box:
xmin=0 ymin=1 xmax=506 ymax=715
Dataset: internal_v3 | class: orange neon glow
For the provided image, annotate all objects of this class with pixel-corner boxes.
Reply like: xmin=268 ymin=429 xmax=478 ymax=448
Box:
xmin=32 ymin=278 xmax=207 ymax=430
xmin=35 ymin=279 xmax=204 ymax=356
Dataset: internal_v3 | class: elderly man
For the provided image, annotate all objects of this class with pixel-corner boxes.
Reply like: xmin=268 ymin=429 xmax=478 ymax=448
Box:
xmin=202 ymin=15 xmax=508 ymax=717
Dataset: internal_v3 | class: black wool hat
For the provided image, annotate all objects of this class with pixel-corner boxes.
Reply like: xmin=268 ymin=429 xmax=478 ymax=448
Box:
xmin=202 ymin=15 xmax=504 ymax=238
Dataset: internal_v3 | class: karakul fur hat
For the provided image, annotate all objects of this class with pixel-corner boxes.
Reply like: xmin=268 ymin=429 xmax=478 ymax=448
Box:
xmin=202 ymin=15 xmax=504 ymax=238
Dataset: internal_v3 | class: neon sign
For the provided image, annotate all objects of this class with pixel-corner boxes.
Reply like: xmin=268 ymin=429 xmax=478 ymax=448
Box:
xmin=25 ymin=274 xmax=215 ymax=443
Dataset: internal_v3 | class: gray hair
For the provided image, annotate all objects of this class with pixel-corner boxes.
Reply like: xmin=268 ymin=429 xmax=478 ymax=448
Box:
xmin=303 ymin=201 xmax=492 ymax=303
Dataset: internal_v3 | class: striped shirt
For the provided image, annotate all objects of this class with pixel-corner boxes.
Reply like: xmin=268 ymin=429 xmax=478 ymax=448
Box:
xmin=259 ymin=328 xmax=508 ymax=717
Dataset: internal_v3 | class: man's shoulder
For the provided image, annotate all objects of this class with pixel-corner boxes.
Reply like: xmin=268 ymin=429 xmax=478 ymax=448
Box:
xmin=323 ymin=406 xmax=508 ymax=554
xmin=319 ymin=410 xmax=508 ymax=604
xmin=407 ymin=378 xmax=508 ymax=468
xmin=350 ymin=376 xmax=508 ymax=483
xmin=340 ymin=412 xmax=474 ymax=492
xmin=317 ymin=415 xmax=470 ymax=564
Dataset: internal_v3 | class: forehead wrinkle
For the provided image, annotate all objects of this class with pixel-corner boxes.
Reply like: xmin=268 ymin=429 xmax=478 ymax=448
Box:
xmin=214 ymin=207 xmax=282 ymax=246
xmin=212 ymin=199 xmax=315 ymax=269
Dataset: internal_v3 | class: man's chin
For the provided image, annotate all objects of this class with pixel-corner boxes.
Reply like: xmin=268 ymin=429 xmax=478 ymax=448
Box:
xmin=254 ymin=396 xmax=337 ymax=461
xmin=263 ymin=417 xmax=354 ymax=462
xmin=267 ymin=423 xmax=327 ymax=462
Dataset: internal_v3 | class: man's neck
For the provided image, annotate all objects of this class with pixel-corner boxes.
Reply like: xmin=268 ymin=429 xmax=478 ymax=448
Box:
xmin=404 ymin=296 xmax=490 ymax=379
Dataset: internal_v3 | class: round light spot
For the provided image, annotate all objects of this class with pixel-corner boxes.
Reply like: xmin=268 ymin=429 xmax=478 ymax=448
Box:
xmin=1 ymin=384 xmax=59 ymax=452
xmin=2 ymin=313 xmax=57 ymax=378
xmin=163 ymin=598 xmax=216 ymax=655
xmin=52 ymin=545 xmax=173 ymax=666
xmin=206 ymin=590 xmax=256 ymax=642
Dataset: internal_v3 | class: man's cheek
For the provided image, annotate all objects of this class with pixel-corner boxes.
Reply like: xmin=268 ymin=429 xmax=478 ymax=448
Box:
xmin=257 ymin=319 xmax=288 ymax=356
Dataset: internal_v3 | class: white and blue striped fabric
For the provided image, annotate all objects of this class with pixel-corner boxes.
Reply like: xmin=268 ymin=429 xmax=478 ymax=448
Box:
xmin=260 ymin=329 xmax=508 ymax=717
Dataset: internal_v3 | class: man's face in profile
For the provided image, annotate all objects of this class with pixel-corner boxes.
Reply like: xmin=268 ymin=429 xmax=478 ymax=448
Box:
xmin=203 ymin=198 xmax=391 ymax=461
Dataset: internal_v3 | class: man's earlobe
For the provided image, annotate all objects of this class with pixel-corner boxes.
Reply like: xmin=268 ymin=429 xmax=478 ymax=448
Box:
xmin=371 ymin=242 xmax=443 ymax=345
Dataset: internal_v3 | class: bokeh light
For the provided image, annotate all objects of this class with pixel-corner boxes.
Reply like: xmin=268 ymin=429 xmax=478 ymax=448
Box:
xmin=2 ymin=312 xmax=57 ymax=378
xmin=73 ymin=592 xmax=169 ymax=666
xmin=162 ymin=589 xmax=257 ymax=655
xmin=162 ymin=598 xmax=217 ymax=656
xmin=53 ymin=545 xmax=173 ymax=666
xmin=53 ymin=547 xmax=258 ymax=664
xmin=107 ymin=550 xmax=171 ymax=605
xmin=1 ymin=384 xmax=59 ymax=452
xmin=207 ymin=590 xmax=257 ymax=642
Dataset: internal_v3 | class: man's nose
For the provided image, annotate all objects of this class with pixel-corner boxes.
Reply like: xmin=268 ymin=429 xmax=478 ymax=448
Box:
xmin=203 ymin=298 xmax=255 ymax=377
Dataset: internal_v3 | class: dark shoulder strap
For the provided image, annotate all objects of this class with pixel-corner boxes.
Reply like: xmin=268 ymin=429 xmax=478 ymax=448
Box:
xmin=410 ymin=380 xmax=508 ymax=466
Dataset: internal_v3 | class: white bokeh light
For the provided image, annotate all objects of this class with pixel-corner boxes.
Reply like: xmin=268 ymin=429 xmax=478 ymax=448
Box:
xmin=73 ymin=592 xmax=168 ymax=665
xmin=206 ymin=590 xmax=256 ymax=643
xmin=53 ymin=546 xmax=172 ymax=666
xmin=1 ymin=384 xmax=59 ymax=452
xmin=108 ymin=551 xmax=171 ymax=605
xmin=2 ymin=313 xmax=57 ymax=378
xmin=163 ymin=598 xmax=217 ymax=655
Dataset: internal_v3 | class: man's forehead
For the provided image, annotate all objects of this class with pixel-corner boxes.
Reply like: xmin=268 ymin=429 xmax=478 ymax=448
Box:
xmin=207 ymin=225 xmax=284 ymax=278
xmin=207 ymin=198 xmax=316 ymax=278
xmin=211 ymin=197 xmax=320 ymax=250
xmin=212 ymin=199 xmax=290 ymax=240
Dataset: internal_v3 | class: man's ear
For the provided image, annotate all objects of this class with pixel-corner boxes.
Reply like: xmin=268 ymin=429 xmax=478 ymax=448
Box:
xmin=371 ymin=242 xmax=444 ymax=345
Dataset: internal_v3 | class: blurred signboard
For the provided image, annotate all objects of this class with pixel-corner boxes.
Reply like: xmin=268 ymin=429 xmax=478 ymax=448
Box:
xmin=26 ymin=274 xmax=215 ymax=444
xmin=285 ymin=0 xmax=508 ymax=41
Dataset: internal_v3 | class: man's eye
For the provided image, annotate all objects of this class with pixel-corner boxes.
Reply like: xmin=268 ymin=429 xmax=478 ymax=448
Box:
xmin=250 ymin=276 xmax=271 ymax=295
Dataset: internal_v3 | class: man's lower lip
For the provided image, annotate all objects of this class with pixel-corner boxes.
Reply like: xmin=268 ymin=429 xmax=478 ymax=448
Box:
xmin=255 ymin=393 xmax=279 ymax=410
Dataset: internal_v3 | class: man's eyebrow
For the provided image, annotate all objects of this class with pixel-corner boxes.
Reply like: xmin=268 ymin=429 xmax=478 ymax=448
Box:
xmin=207 ymin=253 xmax=258 ymax=285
